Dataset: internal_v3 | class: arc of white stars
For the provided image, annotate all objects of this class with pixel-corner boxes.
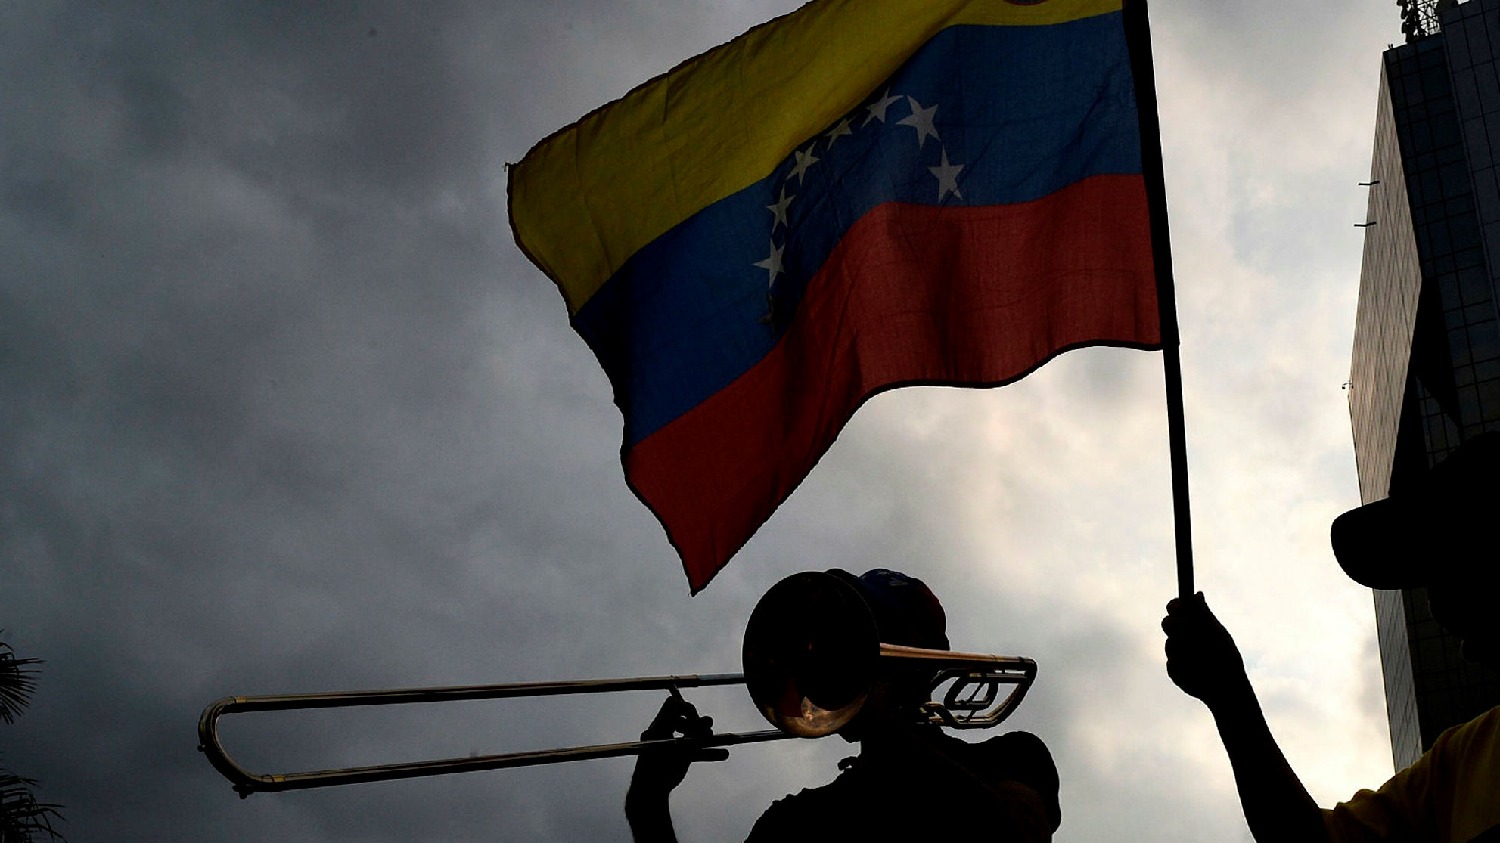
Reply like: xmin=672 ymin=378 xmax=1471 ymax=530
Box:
xmin=898 ymin=96 xmax=941 ymax=148
xmin=756 ymin=89 xmax=968 ymax=303
xmin=766 ymin=187 xmax=795 ymax=232
xmin=929 ymin=149 xmax=964 ymax=201
xmin=864 ymin=90 xmax=902 ymax=125
xmin=788 ymin=146 xmax=820 ymax=184
xmin=754 ymin=240 xmax=785 ymax=285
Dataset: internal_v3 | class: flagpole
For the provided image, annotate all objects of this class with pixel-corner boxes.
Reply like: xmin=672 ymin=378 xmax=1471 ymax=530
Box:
xmin=1124 ymin=0 xmax=1194 ymax=599
xmin=1162 ymin=346 xmax=1195 ymax=599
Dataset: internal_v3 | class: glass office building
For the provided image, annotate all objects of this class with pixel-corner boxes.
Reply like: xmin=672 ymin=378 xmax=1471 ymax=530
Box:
xmin=1348 ymin=0 xmax=1500 ymax=768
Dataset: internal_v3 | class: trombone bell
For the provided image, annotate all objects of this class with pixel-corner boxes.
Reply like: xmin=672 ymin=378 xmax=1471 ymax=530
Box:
xmin=743 ymin=570 xmax=879 ymax=736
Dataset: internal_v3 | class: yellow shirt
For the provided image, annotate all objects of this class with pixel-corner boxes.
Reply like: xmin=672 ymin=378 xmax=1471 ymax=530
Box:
xmin=1325 ymin=706 xmax=1500 ymax=843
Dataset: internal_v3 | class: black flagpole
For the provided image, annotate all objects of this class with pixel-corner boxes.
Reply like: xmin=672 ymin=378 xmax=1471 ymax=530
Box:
xmin=1124 ymin=0 xmax=1194 ymax=599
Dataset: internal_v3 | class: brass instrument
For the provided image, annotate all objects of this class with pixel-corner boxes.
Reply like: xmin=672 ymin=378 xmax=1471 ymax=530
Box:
xmin=198 ymin=571 xmax=1035 ymax=796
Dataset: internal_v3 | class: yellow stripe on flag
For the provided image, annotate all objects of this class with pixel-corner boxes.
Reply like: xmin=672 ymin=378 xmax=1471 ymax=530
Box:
xmin=509 ymin=0 xmax=1123 ymax=315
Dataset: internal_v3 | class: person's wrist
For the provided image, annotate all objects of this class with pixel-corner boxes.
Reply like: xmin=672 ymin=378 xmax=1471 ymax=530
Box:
xmin=624 ymin=787 xmax=673 ymax=838
xmin=1202 ymin=672 xmax=1258 ymax=718
xmin=626 ymin=779 xmax=671 ymax=811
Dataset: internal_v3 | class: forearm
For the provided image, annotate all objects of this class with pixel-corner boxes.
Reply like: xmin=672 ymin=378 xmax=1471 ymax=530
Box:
xmin=625 ymin=783 xmax=679 ymax=843
xmin=1207 ymin=680 xmax=1328 ymax=843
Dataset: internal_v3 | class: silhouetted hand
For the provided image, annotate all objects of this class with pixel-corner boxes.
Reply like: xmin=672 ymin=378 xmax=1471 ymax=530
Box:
xmin=629 ymin=691 xmax=730 ymax=797
xmin=1162 ymin=592 xmax=1254 ymax=713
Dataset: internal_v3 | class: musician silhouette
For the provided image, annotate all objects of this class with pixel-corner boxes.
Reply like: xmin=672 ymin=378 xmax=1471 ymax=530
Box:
xmin=625 ymin=568 xmax=1061 ymax=842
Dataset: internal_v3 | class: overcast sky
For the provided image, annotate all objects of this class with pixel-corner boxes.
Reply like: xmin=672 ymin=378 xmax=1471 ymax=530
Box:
xmin=1 ymin=1 xmax=1409 ymax=841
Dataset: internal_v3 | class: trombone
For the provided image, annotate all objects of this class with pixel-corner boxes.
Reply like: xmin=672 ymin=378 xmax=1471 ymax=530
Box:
xmin=198 ymin=571 xmax=1036 ymax=796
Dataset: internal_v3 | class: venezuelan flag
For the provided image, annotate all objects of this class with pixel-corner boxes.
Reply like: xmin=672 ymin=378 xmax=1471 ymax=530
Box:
xmin=510 ymin=0 xmax=1169 ymax=592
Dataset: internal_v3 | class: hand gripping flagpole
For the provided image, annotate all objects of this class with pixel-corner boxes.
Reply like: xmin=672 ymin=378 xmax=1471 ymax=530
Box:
xmin=1125 ymin=0 xmax=1194 ymax=599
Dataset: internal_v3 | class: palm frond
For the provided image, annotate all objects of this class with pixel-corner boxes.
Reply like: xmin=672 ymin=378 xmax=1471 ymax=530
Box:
xmin=0 ymin=637 xmax=43 ymax=725
xmin=0 ymin=772 xmax=65 ymax=842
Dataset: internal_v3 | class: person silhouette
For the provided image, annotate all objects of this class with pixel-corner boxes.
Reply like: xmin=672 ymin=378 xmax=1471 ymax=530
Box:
xmin=1163 ymin=433 xmax=1500 ymax=843
xmin=626 ymin=568 xmax=1061 ymax=843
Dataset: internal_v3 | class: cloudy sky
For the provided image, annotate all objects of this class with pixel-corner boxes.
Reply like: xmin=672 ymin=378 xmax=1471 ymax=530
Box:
xmin=1 ymin=1 xmax=1408 ymax=840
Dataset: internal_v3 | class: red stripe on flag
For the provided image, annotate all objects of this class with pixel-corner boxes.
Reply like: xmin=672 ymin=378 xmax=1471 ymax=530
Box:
xmin=625 ymin=174 xmax=1161 ymax=591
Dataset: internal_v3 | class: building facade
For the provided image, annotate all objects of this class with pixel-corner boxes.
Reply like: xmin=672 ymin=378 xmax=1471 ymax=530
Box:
xmin=1349 ymin=0 xmax=1500 ymax=769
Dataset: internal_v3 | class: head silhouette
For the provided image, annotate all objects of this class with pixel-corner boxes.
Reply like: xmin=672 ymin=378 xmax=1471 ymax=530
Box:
xmin=1331 ymin=433 xmax=1500 ymax=669
xmin=850 ymin=568 xmax=949 ymax=651
xmin=833 ymin=568 xmax=949 ymax=740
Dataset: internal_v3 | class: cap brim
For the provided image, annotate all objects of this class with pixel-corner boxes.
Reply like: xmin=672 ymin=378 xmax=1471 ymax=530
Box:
xmin=1330 ymin=497 xmax=1433 ymax=589
xmin=1329 ymin=433 xmax=1500 ymax=588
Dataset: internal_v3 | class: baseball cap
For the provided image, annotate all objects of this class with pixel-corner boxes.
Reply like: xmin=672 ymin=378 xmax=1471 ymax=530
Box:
xmin=845 ymin=568 xmax=950 ymax=651
xmin=1330 ymin=432 xmax=1500 ymax=589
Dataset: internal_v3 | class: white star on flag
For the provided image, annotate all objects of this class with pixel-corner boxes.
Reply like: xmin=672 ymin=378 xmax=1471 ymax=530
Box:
xmin=824 ymin=117 xmax=853 ymax=147
xmin=929 ymin=149 xmax=964 ymax=201
xmin=863 ymin=90 xmax=902 ymax=125
xmin=898 ymin=97 xmax=941 ymax=148
xmin=753 ymin=241 xmax=785 ymax=284
xmin=766 ymin=187 xmax=795 ymax=231
xmin=789 ymin=147 xmax=820 ymax=184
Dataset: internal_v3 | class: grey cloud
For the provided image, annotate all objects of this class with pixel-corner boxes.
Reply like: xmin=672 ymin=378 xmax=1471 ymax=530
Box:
xmin=1 ymin=1 xmax=1399 ymax=841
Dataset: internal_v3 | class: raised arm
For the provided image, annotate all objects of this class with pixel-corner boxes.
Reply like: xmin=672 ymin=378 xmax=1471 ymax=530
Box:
xmin=1162 ymin=593 xmax=1329 ymax=843
xmin=625 ymin=693 xmax=728 ymax=843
